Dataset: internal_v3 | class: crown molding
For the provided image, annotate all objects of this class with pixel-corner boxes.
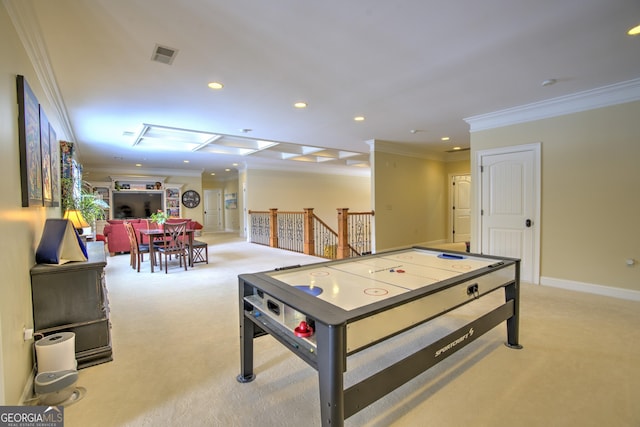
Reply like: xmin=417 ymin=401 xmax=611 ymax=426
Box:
xmin=5 ymin=0 xmax=76 ymax=143
xmin=464 ymin=78 xmax=640 ymax=132
xmin=84 ymin=166 xmax=204 ymax=181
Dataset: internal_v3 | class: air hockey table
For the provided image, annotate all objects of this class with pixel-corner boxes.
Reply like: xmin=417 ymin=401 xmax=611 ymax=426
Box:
xmin=237 ymin=246 xmax=521 ymax=426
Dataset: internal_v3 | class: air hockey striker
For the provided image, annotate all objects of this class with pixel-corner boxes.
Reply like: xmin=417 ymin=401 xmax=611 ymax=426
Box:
xmin=237 ymin=246 xmax=521 ymax=427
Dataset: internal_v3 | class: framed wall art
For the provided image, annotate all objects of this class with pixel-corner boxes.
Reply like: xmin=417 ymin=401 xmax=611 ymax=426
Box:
xmin=49 ymin=124 xmax=60 ymax=207
xmin=39 ymin=106 xmax=53 ymax=207
xmin=60 ymin=141 xmax=74 ymax=179
xmin=17 ymin=75 xmax=43 ymax=207
xmin=225 ymin=192 xmax=237 ymax=209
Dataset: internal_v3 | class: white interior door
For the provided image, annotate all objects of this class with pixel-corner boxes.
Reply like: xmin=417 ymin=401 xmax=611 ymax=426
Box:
xmin=204 ymin=189 xmax=223 ymax=232
xmin=479 ymin=144 xmax=540 ymax=284
xmin=452 ymin=175 xmax=471 ymax=243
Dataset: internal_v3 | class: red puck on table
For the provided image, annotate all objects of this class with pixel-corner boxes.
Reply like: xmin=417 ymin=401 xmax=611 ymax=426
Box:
xmin=294 ymin=321 xmax=314 ymax=338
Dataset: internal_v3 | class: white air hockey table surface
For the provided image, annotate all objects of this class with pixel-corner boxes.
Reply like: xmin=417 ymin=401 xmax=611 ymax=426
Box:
xmin=268 ymin=249 xmax=497 ymax=311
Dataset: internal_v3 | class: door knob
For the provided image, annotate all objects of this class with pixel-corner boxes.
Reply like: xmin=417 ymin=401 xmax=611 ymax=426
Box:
xmin=525 ymin=219 xmax=532 ymax=228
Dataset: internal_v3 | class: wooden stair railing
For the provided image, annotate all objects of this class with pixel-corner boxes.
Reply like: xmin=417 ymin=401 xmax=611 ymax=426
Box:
xmin=310 ymin=212 xmax=338 ymax=259
xmin=343 ymin=209 xmax=374 ymax=257
xmin=248 ymin=208 xmax=374 ymax=259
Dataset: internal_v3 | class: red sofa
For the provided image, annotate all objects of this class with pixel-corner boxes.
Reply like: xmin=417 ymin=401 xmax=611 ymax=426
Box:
xmin=103 ymin=218 xmax=203 ymax=256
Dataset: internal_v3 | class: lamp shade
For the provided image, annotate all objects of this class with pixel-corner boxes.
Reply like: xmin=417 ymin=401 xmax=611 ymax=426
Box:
xmin=63 ymin=209 xmax=89 ymax=230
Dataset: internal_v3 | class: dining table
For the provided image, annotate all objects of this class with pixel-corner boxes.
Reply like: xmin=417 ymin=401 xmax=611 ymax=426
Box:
xmin=139 ymin=228 xmax=196 ymax=272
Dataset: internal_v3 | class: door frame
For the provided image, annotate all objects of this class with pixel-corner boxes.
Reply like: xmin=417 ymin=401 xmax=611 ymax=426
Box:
xmin=473 ymin=142 xmax=541 ymax=284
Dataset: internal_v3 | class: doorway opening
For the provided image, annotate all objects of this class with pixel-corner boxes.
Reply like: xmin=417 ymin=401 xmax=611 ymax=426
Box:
xmin=450 ymin=174 xmax=471 ymax=246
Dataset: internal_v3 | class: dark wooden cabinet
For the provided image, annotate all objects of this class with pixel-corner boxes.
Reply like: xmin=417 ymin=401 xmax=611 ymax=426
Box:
xmin=30 ymin=242 xmax=112 ymax=368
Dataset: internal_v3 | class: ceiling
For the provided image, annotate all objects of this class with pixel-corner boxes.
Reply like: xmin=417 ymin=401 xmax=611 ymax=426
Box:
xmin=7 ymin=0 xmax=640 ymax=179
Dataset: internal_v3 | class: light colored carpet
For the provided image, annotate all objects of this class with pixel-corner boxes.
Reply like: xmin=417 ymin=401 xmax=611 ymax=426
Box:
xmin=63 ymin=233 xmax=640 ymax=426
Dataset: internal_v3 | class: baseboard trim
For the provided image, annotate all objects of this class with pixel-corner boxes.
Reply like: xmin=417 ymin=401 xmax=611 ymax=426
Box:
xmin=540 ymin=276 xmax=640 ymax=301
xmin=416 ymin=240 xmax=448 ymax=247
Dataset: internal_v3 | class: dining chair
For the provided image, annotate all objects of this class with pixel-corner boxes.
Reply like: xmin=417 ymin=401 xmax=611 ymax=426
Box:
xmin=124 ymin=221 xmax=155 ymax=272
xmin=141 ymin=219 xmax=169 ymax=246
xmin=189 ymin=240 xmax=209 ymax=264
xmin=123 ymin=221 xmax=136 ymax=269
xmin=156 ymin=221 xmax=189 ymax=273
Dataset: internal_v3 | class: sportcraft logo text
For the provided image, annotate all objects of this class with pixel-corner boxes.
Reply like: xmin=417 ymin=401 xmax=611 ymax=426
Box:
xmin=435 ymin=328 xmax=474 ymax=357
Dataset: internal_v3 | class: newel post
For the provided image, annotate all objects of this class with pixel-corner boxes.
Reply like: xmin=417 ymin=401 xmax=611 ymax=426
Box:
xmin=337 ymin=208 xmax=349 ymax=259
xmin=269 ymin=208 xmax=278 ymax=248
xmin=303 ymin=208 xmax=315 ymax=256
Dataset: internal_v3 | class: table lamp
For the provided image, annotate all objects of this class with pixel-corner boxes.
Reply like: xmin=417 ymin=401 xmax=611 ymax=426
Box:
xmin=63 ymin=209 xmax=89 ymax=235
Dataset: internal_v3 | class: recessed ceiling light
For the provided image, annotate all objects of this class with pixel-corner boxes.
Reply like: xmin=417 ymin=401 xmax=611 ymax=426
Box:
xmin=210 ymin=172 xmax=216 ymax=176
xmin=354 ymin=116 xmax=365 ymax=121
xmin=232 ymin=163 xmax=239 ymax=166
xmin=452 ymin=146 xmax=461 ymax=150
xmin=135 ymin=163 xmax=142 ymax=167
xmin=628 ymin=24 xmax=640 ymax=36
xmin=294 ymin=102 xmax=307 ymax=108
xmin=441 ymin=136 xmax=450 ymax=141
xmin=225 ymin=168 xmax=231 ymax=172
xmin=208 ymin=82 xmax=224 ymax=89
xmin=183 ymin=160 xmax=190 ymax=163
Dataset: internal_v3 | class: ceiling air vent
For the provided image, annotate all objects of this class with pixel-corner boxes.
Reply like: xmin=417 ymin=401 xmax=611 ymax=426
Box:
xmin=151 ymin=44 xmax=178 ymax=65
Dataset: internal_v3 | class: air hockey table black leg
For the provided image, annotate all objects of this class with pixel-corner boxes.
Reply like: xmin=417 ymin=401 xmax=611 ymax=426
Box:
xmin=504 ymin=280 xmax=523 ymax=350
xmin=316 ymin=323 xmax=346 ymax=427
xmin=237 ymin=313 xmax=256 ymax=383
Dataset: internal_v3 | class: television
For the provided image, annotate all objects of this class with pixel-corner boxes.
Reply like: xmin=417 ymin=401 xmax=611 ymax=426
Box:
xmin=112 ymin=191 xmax=164 ymax=219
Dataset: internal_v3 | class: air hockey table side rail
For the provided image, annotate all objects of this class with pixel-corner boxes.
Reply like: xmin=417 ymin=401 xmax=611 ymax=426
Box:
xmin=237 ymin=247 xmax=522 ymax=427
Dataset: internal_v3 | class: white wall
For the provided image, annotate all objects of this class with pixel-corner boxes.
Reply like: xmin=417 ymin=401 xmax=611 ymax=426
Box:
xmin=245 ymin=169 xmax=371 ymax=231
xmin=0 ymin=4 xmax=70 ymax=404
xmin=470 ymin=101 xmax=640 ymax=292
xmin=372 ymin=150 xmax=449 ymax=251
